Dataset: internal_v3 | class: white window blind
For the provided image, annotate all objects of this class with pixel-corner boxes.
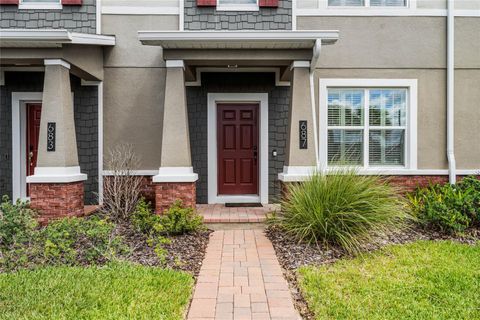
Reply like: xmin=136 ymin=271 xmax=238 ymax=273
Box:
xmin=370 ymin=0 xmax=406 ymax=6
xmin=328 ymin=0 xmax=407 ymax=7
xmin=218 ymin=0 xmax=257 ymax=4
xmin=328 ymin=0 xmax=364 ymax=6
xmin=327 ymin=88 xmax=407 ymax=167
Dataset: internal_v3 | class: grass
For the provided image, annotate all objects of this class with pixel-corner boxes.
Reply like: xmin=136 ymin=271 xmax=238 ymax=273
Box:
xmin=276 ymin=169 xmax=409 ymax=253
xmin=0 ymin=262 xmax=194 ymax=320
xmin=298 ymin=241 xmax=480 ymax=320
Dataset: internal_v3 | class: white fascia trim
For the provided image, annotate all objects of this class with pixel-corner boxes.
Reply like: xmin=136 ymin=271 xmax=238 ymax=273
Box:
xmin=69 ymin=32 xmax=116 ymax=46
xmin=318 ymin=78 xmax=418 ymax=171
xmin=12 ymin=92 xmax=42 ymax=201
xmin=278 ymin=166 xmax=317 ymax=182
xmin=138 ymin=30 xmax=340 ymax=44
xmin=44 ymin=59 xmax=71 ymax=69
xmin=295 ymin=9 xmax=480 ymax=17
xmin=166 ymin=60 xmax=185 ymax=69
xmin=103 ymin=170 xmax=158 ymax=176
xmin=96 ymin=0 xmax=102 ymax=34
xmin=208 ymin=93 xmax=269 ymax=204
xmin=291 ymin=61 xmax=311 ymax=70
xmin=186 ymin=67 xmax=290 ymax=87
xmin=152 ymin=167 xmax=199 ymax=183
xmin=101 ymin=6 xmax=180 ymax=15
xmin=0 ymin=29 xmax=115 ymax=46
xmin=27 ymin=166 xmax=88 ymax=183
xmin=18 ymin=2 xmax=62 ymax=10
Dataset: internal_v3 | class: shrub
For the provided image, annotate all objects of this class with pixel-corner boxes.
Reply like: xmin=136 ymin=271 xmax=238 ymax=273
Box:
xmin=102 ymin=144 xmax=144 ymax=221
xmin=36 ymin=216 xmax=126 ymax=265
xmin=131 ymin=199 xmax=203 ymax=236
xmin=273 ymin=169 xmax=409 ymax=253
xmin=408 ymin=175 xmax=480 ymax=234
xmin=0 ymin=196 xmax=38 ymax=248
xmin=161 ymin=201 xmax=204 ymax=235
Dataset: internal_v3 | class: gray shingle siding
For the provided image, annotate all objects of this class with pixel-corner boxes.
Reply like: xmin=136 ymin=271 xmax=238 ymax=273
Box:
xmin=186 ymin=72 xmax=289 ymax=203
xmin=0 ymin=72 xmax=98 ymax=204
xmin=0 ymin=0 xmax=96 ymax=34
xmin=184 ymin=0 xmax=292 ymax=30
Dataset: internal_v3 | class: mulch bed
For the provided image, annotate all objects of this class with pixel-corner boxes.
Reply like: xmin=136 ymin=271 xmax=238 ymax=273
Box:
xmin=114 ymin=220 xmax=212 ymax=277
xmin=265 ymin=225 xmax=480 ymax=320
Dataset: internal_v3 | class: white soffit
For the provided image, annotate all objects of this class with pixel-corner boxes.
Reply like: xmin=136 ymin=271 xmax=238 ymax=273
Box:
xmin=138 ymin=31 xmax=339 ymax=49
xmin=0 ymin=29 xmax=116 ymax=48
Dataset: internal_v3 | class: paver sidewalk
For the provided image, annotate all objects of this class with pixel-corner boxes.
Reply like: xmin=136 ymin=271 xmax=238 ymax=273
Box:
xmin=187 ymin=229 xmax=300 ymax=320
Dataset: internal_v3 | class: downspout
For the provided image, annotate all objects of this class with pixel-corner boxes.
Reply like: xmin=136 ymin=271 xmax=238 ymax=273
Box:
xmin=447 ymin=0 xmax=456 ymax=184
xmin=310 ymin=40 xmax=321 ymax=170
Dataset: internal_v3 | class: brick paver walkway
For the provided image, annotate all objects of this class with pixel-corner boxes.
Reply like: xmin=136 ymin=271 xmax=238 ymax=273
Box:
xmin=187 ymin=229 xmax=300 ymax=320
xmin=196 ymin=204 xmax=280 ymax=223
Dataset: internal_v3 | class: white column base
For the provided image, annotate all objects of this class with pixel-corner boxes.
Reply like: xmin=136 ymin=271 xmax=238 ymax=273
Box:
xmin=278 ymin=166 xmax=316 ymax=182
xmin=152 ymin=166 xmax=199 ymax=183
xmin=26 ymin=166 xmax=87 ymax=183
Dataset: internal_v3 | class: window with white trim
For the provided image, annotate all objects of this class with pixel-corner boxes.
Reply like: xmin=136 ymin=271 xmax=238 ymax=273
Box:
xmin=320 ymin=79 xmax=417 ymax=172
xmin=328 ymin=0 xmax=407 ymax=7
xmin=327 ymin=88 xmax=408 ymax=168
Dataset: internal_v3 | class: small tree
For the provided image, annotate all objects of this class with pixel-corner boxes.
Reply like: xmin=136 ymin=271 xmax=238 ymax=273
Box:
xmin=101 ymin=144 xmax=143 ymax=221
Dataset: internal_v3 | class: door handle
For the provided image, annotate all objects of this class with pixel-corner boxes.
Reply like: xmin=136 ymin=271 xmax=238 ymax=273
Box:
xmin=29 ymin=151 xmax=34 ymax=160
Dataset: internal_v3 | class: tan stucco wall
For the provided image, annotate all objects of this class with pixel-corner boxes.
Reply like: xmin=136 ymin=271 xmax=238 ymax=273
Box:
xmin=103 ymin=68 xmax=165 ymax=169
xmin=102 ymin=15 xmax=178 ymax=67
xmin=102 ymin=14 xmax=178 ymax=169
xmin=455 ymin=69 xmax=480 ymax=169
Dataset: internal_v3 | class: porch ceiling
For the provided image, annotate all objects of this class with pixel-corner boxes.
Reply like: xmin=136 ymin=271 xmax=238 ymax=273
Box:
xmin=0 ymin=29 xmax=116 ymax=48
xmin=137 ymin=31 xmax=339 ymax=49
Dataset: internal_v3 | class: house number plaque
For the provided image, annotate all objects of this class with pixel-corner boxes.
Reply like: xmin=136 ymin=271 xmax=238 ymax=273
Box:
xmin=299 ymin=120 xmax=307 ymax=149
xmin=47 ymin=122 xmax=56 ymax=152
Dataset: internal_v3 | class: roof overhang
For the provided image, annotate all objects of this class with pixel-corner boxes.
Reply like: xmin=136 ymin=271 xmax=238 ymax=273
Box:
xmin=0 ymin=29 xmax=116 ymax=48
xmin=137 ymin=31 xmax=339 ymax=50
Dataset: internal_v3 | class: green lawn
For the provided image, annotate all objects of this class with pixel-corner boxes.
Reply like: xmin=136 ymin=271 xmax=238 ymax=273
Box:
xmin=299 ymin=241 xmax=480 ymax=320
xmin=0 ymin=263 xmax=193 ymax=320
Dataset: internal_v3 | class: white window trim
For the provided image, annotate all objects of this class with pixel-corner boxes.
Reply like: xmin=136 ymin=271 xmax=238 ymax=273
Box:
xmin=207 ymin=93 xmax=269 ymax=204
xmin=325 ymin=0 xmax=414 ymax=9
xmin=319 ymin=79 xmax=418 ymax=174
xmin=18 ymin=0 xmax=62 ymax=10
xmin=216 ymin=0 xmax=259 ymax=11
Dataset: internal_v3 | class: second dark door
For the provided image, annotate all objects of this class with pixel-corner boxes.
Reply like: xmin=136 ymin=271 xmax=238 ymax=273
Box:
xmin=217 ymin=104 xmax=259 ymax=195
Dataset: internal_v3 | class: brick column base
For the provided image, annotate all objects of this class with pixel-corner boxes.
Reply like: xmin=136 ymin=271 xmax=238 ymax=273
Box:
xmin=29 ymin=181 xmax=85 ymax=224
xmin=154 ymin=182 xmax=196 ymax=214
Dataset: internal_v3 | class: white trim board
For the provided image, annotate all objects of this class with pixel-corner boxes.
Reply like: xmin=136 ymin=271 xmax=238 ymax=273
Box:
xmin=101 ymin=6 xmax=180 ymax=15
xmin=11 ymin=92 xmax=42 ymax=201
xmin=295 ymin=9 xmax=480 ymax=17
xmin=318 ymin=78 xmax=418 ymax=171
xmin=207 ymin=93 xmax=269 ymax=204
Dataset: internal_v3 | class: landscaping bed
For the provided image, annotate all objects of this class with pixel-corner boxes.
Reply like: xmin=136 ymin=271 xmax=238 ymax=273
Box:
xmin=266 ymin=172 xmax=480 ymax=320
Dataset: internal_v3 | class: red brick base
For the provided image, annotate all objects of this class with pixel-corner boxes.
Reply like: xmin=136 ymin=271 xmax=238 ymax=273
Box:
xmin=29 ymin=181 xmax=85 ymax=224
xmin=280 ymin=175 xmax=480 ymax=199
xmin=154 ymin=182 xmax=196 ymax=214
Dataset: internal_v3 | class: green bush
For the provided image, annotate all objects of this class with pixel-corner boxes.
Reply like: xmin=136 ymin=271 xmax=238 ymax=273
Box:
xmin=36 ymin=216 xmax=126 ymax=265
xmin=273 ymin=169 xmax=409 ymax=253
xmin=0 ymin=196 xmax=38 ymax=248
xmin=131 ymin=199 xmax=203 ymax=236
xmin=161 ymin=201 xmax=204 ymax=235
xmin=408 ymin=175 xmax=480 ymax=234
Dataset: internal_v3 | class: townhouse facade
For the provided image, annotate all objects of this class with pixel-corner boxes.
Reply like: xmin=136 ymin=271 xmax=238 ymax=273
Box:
xmin=0 ymin=0 xmax=479 ymax=220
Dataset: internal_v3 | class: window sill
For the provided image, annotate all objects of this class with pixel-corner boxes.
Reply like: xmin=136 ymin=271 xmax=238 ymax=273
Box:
xmin=18 ymin=3 xmax=62 ymax=10
xmin=216 ymin=4 xmax=260 ymax=11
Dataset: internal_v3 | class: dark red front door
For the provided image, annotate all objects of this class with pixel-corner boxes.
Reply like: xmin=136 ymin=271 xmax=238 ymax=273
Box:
xmin=26 ymin=103 xmax=41 ymax=196
xmin=217 ymin=104 xmax=259 ymax=195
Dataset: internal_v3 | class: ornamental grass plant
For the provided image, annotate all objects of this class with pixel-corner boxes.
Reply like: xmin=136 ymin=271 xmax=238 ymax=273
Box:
xmin=275 ymin=169 xmax=410 ymax=253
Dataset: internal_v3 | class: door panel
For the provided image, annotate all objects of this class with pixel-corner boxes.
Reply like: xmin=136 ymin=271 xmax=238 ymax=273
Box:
xmin=26 ymin=103 xmax=42 ymax=196
xmin=217 ymin=104 xmax=259 ymax=195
